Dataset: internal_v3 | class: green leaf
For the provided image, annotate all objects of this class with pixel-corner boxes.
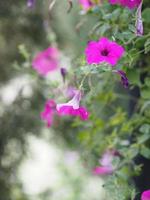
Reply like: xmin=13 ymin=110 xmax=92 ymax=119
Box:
xmin=137 ymin=134 xmax=150 ymax=144
xmin=140 ymin=146 xmax=150 ymax=159
xmin=78 ymin=131 xmax=90 ymax=142
xmin=18 ymin=44 xmax=30 ymax=60
xmin=144 ymin=38 xmax=150 ymax=54
xmin=142 ymin=8 xmax=150 ymax=23
xmin=126 ymin=69 xmax=140 ymax=85
xmin=110 ymin=111 xmax=126 ymax=126
xmin=139 ymin=124 xmax=150 ymax=134
xmin=141 ymin=87 xmax=150 ymax=99
xmin=98 ymin=24 xmax=110 ymax=35
xmin=144 ymin=77 xmax=150 ymax=87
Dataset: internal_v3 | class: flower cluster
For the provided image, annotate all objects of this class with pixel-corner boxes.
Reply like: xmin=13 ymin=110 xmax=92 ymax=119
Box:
xmin=28 ymin=0 xmax=148 ymax=199
xmin=32 ymin=46 xmax=89 ymax=127
xmin=32 ymin=37 xmax=128 ymax=128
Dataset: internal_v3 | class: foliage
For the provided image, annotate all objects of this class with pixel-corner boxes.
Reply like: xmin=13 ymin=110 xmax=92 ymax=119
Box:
xmin=0 ymin=0 xmax=150 ymax=200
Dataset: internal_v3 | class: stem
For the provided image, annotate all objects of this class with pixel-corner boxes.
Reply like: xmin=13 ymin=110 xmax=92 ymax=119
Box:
xmin=79 ymin=72 xmax=90 ymax=90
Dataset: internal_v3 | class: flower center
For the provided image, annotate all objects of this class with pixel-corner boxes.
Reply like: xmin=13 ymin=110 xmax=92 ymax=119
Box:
xmin=101 ymin=49 xmax=109 ymax=56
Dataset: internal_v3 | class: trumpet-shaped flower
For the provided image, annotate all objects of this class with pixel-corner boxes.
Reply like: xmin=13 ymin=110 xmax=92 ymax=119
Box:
xmin=41 ymin=100 xmax=56 ymax=127
xmin=32 ymin=47 xmax=59 ymax=76
xmin=109 ymin=0 xmax=141 ymax=9
xmin=85 ymin=37 xmax=124 ymax=66
xmin=56 ymin=91 xmax=89 ymax=120
xmin=93 ymin=150 xmax=120 ymax=175
xmin=141 ymin=190 xmax=150 ymax=200
xmin=66 ymin=87 xmax=78 ymax=98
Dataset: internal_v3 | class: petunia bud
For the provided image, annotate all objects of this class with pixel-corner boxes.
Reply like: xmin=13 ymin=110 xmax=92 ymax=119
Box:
xmin=135 ymin=1 xmax=143 ymax=36
xmin=60 ymin=68 xmax=67 ymax=82
xmin=113 ymin=70 xmax=129 ymax=88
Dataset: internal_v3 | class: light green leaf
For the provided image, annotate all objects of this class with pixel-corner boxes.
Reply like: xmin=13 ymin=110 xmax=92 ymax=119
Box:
xmin=140 ymin=146 xmax=150 ymax=159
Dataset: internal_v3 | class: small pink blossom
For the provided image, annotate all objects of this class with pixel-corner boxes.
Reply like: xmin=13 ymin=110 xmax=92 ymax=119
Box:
xmin=32 ymin=47 xmax=59 ymax=76
xmin=93 ymin=166 xmax=113 ymax=175
xmin=79 ymin=0 xmax=94 ymax=10
xmin=93 ymin=150 xmax=120 ymax=175
xmin=79 ymin=0 xmax=102 ymax=11
xmin=85 ymin=37 xmax=124 ymax=66
xmin=141 ymin=190 xmax=150 ymax=200
xmin=56 ymin=90 xmax=89 ymax=120
xmin=109 ymin=0 xmax=142 ymax=9
xmin=41 ymin=100 xmax=56 ymax=127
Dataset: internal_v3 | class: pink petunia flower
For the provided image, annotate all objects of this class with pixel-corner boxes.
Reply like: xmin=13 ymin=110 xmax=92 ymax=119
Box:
xmin=32 ymin=47 xmax=59 ymax=76
xmin=56 ymin=90 xmax=89 ymax=120
xmin=93 ymin=166 xmax=113 ymax=175
xmin=85 ymin=37 xmax=124 ymax=66
xmin=109 ymin=0 xmax=142 ymax=9
xmin=141 ymin=190 xmax=150 ymax=200
xmin=93 ymin=150 xmax=120 ymax=175
xmin=79 ymin=0 xmax=93 ymax=10
xmin=41 ymin=100 xmax=56 ymax=127
xmin=79 ymin=0 xmax=102 ymax=11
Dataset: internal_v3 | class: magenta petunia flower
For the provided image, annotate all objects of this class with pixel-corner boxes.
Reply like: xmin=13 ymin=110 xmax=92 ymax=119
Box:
xmin=56 ymin=90 xmax=89 ymax=120
xmin=93 ymin=150 xmax=120 ymax=175
xmin=41 ymin=100 xmax=56 ymax=127
xmin=32 ymin=47 xmax=59 ymax=76
xmin=141 ymin=190 xmax=150 ymax=200
xmin=93 ymin=166 xmax=113 ymax=175
xmin=109 ymin=0 xmax=142 ymax=9
xmin=79 ymin=0 xmax=94 ymax=10
xmin=113 ymin=70 xmax=129 ymax=88
xmin=79 ymin=0 xmax=102 ymax=10
xmin=85 ymin=37 xmax=124 ymax=66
